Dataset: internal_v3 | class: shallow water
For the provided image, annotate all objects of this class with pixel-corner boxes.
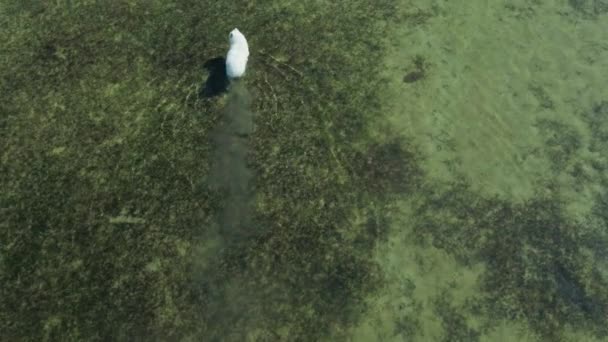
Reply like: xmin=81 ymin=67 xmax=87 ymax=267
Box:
xmin=356 ymin=1 xmax=608 ymax=341
xmin=381 ymin=0 xmax=606 ymax=205
xmin=1 ymin=1 xmax=607 ymax=341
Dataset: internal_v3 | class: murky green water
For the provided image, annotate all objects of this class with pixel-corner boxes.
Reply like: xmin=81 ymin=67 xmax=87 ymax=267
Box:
xmin=1 ymin=1 xmax=607 ymax=341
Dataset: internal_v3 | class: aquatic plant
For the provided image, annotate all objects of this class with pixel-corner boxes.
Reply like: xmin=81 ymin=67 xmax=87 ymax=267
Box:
xmin=350 ymin=138 xmax=423 ymax=197
xmin=568 ymin=0 xmax=608 ymax=18
xmin=0 ymin=0 xmax=406 ymax=340
xmin=535 ymin=118 xmax=583 ymax=172
xmin=414 ymin=181 xmax=608 ymax=340
xmin=433 ymin=290 xmax=481 ymax=342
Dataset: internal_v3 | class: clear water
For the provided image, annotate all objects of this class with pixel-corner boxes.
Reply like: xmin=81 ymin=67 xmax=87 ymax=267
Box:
xmin=363 ymin=2 xmax=608 ymax=341
xmin=1 ymin=1 xmax=607 ymax=341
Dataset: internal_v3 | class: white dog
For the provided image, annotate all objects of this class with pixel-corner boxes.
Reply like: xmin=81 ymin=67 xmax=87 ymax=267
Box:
xmin=225 ymin=28 xmax=249 ymax=79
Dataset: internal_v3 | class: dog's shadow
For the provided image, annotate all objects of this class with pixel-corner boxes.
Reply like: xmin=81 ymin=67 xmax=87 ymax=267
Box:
xmin=200 ymin=57 xmax=229 ymax=98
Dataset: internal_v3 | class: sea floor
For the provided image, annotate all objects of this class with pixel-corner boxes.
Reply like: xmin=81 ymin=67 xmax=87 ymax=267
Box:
xmin=351 ymin=1 xmax=608 ymax=341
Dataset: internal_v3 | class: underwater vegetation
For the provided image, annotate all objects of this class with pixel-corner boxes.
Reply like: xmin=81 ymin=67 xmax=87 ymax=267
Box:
xmin=2 ymin=1 xmax=607 ymax=341
xmin=535 ymin=118 xmax=583 ymax=173
xmin=410 ymin=96 xmax=608 ymax=340
xmin=0 ymin=0 xmax=408 ymax=340
xmin=583 ymin=101 xmax=608 ymax=154
xmin=433 ymin=290 xmax=480 ymax=342
xmin=568 ymin=0 xmax=608 ymax=18
xmin=413 ymin=177 xmax=608 ymax=340
xmin=350 ymin=137 xmax=423 ymax=197
xmin=528 ymin=83 xmax=554 ymax=110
